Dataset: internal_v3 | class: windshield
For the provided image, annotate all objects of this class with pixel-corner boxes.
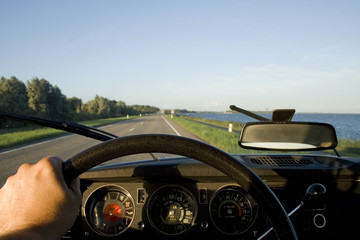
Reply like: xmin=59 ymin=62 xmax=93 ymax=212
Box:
xmin=1 ymin=1 xmax=360 ymax=185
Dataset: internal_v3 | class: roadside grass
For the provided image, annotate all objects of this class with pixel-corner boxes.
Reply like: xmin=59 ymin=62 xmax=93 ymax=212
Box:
xmin=168 ymin=115 xmax=260 ymax=154
xmin=169 ymin=115 xmax=360 ymax=158
xmin=1 ymin=128 xmax=65 ymax=149
xmin=335 ymin=139 xmax=360 ymax=158
xmin=179 ymin=115 xmax=243 ymax=132
xmin=0 ymin=116 xmax=136 ymax=150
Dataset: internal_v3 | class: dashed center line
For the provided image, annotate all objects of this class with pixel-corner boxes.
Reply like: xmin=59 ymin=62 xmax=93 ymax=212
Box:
xmin=129 ymin=128 xmax=135 ymax=132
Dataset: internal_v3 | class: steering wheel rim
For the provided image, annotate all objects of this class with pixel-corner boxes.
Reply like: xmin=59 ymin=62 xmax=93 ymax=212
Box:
xmin=63 ymin=134 xmax=297 ymax=239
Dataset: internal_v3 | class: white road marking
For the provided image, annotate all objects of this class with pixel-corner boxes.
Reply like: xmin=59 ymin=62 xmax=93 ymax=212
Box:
xmin=161 ymin=116 xmax=181 ymax=136
xmin=1 ymin=117 xmax=178 ymax=155
xmin=0 ymin=135 xmax=71 ymax=155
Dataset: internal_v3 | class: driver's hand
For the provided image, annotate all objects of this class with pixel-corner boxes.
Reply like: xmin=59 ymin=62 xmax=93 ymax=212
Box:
xmin=0 ymin=156 xmax=81 ymax=240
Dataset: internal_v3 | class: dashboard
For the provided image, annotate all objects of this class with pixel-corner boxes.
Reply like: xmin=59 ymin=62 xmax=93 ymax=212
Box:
xmin=80 ymin=182 xmax=259 ymax=239
xmin=67 ymin=154 xmax=360 ymax=239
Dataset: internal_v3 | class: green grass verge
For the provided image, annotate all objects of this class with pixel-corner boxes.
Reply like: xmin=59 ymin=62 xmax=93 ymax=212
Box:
xmin=169 ymin=115 xmax=360 ymax=158
xmin=335 ymin=139 xmax=360 ymax=158
xmin=169 ymin=115 xmax=261 ymax=154
xmin=0 ymin=116 xmax=136 ymax=149
xmin=179 ymin=115 xmax=243 ymax=132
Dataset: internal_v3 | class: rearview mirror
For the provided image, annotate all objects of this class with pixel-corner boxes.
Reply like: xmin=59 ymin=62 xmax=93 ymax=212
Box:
xmin=239 ymin=122 xmax=337 ymax=151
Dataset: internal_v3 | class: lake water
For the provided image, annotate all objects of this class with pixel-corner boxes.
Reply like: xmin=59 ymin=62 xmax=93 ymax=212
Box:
xmin=179 ymin=112 xmax=360 ymax=141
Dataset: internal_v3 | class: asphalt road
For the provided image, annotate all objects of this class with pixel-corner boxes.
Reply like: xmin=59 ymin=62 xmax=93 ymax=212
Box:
xmin=0 ymin=114 xmax=201 ymax=187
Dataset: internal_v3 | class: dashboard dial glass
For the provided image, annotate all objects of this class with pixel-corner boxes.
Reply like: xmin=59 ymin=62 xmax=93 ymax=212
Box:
xmin=147 ymin=185 xmax=197 ymax=235
xmin=85 ymin=186 xmax=135 ymax=237
xmin=209 ymin=186 xmax=257 ymax=235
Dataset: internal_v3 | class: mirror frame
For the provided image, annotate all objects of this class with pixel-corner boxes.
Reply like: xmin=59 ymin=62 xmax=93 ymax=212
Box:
xmin=238 ymin=122 xmax=338 ymax=151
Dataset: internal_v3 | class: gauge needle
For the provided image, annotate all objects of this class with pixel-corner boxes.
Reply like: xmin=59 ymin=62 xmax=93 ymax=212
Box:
xmin=238 ymin=206 xmax=242 ymax=216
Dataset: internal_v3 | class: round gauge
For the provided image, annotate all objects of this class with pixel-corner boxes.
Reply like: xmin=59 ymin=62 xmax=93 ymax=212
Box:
xmin=209 ymin=186 xmax=257 ymax=235
xmin=85 ymin=186 xmax=135 ymax=237
xmin=147 ymin=185 xmax=197 ymax=235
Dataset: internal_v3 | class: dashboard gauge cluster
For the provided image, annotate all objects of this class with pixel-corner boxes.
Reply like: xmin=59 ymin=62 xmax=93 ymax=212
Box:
xmin=84 ymin=185 xmax=135 ymax=237
xmin=83 ymin=184 xmax=258 ymax=238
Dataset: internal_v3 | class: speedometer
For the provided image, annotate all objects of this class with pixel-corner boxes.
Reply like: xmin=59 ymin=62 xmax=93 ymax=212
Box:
xmin=147 ymin=185 xmax=197 ymax=235
xmin=84 ymin=186 xmax=135 ymax=237
xmin=209 ymin=185 xmax=257 ymax=235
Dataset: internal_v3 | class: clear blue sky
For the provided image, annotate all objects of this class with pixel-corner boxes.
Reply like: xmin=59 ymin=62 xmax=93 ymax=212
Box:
xmin=1 ymin=1 xmax=359 ymax=113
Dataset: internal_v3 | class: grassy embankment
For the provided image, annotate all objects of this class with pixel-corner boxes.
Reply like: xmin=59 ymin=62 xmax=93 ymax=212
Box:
xmin=168 ymin=115 xmax=259 ymax=154
xmin=168 ymin=115 xmax=360 ymax=158
xmin=0 ymin=116 xmax=136 ymax=149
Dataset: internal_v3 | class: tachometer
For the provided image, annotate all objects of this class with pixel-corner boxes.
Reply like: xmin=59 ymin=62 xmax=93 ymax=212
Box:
xmin=85 ymin=186 xmax=135 ymax=237
xmin=209 ymin=185 xmax=257 ymax=235
xmin=147 ymin=185 xmax=197 ymax=235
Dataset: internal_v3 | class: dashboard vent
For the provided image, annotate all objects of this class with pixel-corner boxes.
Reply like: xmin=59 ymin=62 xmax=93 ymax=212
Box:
xmin=247 ymin=156 xmax=316 ymax=168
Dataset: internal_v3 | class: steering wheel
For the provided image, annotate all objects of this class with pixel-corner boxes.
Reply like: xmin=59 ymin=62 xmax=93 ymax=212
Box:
xmin=63 ymin=134 xmax=297 ymax=240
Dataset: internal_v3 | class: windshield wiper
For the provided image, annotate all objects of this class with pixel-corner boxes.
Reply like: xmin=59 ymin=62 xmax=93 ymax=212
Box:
xmin=0 ymin=113 xmax=118 ymax=142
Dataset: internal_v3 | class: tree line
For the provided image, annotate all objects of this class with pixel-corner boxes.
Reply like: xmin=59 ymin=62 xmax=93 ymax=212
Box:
xmin=0 ymin=76 xmax=159 ymax=127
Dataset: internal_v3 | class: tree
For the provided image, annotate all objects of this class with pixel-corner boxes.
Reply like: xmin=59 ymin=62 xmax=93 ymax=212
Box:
xmin=85 ymin=95 xmax=116 ymax=118
xmin=67 ymin=97 xmax=83 ymax=113
xmin=85 ymin=95 xmax=100 ymax=115
xmin=109 ymin=100 xmax=117 ymax=117
xmin=116 ymin=100 xmax=127 ymax=116
xmin=0 ymin=76 xmax=28 ymax=114
xmin=1 ymin=75 xmax=161 ymax=124
xmin=0 ymin=76 xmax=28 ymax=127
xmin=47 ymin=85 xmax=70 ymax=120
xmin=27 ymin=78 xmax=50 ymax=118
xmin=97 ymin=96 xmax=111 ymax=118
xmin=26 ymin=78 xmax=69 ymax=120
xmin=127 ymin=104 xmax=159 ymax=114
